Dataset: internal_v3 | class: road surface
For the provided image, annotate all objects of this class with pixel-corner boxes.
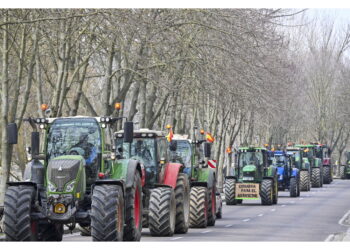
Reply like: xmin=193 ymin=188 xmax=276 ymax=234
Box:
xmin=63 ymin=179 xmax=350 ymax=241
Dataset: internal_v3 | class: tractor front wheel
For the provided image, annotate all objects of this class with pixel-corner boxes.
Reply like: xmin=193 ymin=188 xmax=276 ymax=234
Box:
xmin=224 ymin=179 xmax=240 ymax=205
xmin=300 ymin=171 xmax=310 ymax=191
xmin=148 ymin=187 xmax=176 ymax=236
xmin=311 ymin=168 xmax=321 ymax=188
xmin=340 ymin=165 xmax=346 ymax=179
xmin=260 ymin=179 xmax=273 ymax=205
xmin=189 ymin=186 xmax=208 ymax=228
xmin=124 ymin=172 xmax=143 ymax=241
xmin=207 ymin=187 xmax=216 ymax=226
xmin=174 ymin=174 xmax=190 ymax=234
xmin=91 ymin=185 xmax=125 ymax=241
xmin=290 ymin=177 xmax=298 ymax=197
xmin=4 ymin=185 xmax=38 ymax=241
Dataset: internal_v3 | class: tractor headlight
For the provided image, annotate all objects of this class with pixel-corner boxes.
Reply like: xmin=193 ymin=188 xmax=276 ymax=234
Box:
xmin=65 ymin=180 xmax=76 ymax=192
xmin=48 ymin=182 xmax=57 ymax=192
xmin=105 ymin=117 xmax=111 ymax=122
xmin=100 ymin=117 xmax=105 ymax=122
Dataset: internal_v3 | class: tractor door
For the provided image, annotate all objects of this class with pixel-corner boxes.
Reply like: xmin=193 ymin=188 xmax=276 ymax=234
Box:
xmin=156 ymin=137 xmax=169 ymax=183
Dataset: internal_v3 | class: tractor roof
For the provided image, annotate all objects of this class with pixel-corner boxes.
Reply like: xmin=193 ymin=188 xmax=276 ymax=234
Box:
xmin=115 ymin=128 xmax=165 ymax=137
xmin=46 ymin=116 xmax=101 ymax=123
xmin=286 ymin=147 xmax=301 ymax=151
xmin=295 ymin=144 xmax=315 ymax=148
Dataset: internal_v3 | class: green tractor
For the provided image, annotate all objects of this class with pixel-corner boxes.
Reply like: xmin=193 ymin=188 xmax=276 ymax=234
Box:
xmin=340 ymin=152 xmax=350 ymax=179
xmin=168 ymin=131 xmax=217 ymax=228
xmin=286 ymin=146 xmax=311 ymax=191
xmin=295 ymin=144 xmax=323 ymax=188
xmin=114 ymin=128 xmax=190 ymax=236
xmin=224 ymin=147 xmax=278 ymax=205
xmin=4 ymin=114 xmax=143 ymax=241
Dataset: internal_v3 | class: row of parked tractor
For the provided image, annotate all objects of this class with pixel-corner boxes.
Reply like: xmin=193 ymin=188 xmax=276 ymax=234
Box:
xmin=224 ymin=143 xmax=340 ymax=206
xmin=2 ymin=104 xmax=350 ymax=241
xmin=2 ymin=104 xmax=221 ymax=241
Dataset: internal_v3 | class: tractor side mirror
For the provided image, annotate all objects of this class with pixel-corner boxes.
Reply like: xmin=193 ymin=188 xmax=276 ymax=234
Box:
xmin=123 ymin=121 xmax=134 ymax=143
xmin=31 ymin=132 xmax=40 ymax=156
xmin=204 ymin=143 xmax=211 ymax=158
xmin=169 ymin=140 xmax=177 ymax=151
xmin=7 ymin=123 xmax=18 ymax=144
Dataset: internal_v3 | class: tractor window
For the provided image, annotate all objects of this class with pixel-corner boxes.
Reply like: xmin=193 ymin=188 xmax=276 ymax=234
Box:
xmin=239 ymin=151 xmax=263 ymax=167
xmin=115 ymin=137 xmax=156 ymax=168
xmin=274 ymin=155 xmax=285 ymax=164
xmin=157 ymin=138 xmax=168 ymax=162
xmin=168 ymin=140 xmax=192 ymax=168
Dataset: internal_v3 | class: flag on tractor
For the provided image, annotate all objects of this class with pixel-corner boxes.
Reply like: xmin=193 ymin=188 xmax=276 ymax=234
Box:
xmin=166 ymin=128 xmax=174 ymax=142
xmin=206 ymin=132 xmax=214 ymax=143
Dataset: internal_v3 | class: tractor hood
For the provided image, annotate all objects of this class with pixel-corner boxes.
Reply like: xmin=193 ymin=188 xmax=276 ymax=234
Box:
xmin=242 ymin=165 xmax=257 ymax=172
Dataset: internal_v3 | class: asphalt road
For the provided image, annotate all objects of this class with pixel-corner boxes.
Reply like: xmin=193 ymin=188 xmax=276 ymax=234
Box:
xmin=63 ymin=179 xmax=350 ymax=242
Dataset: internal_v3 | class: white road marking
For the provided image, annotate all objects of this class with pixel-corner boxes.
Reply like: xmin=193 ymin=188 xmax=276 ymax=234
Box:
xmin=289 ymin=201 xmax=295 ymax=203
xmin=243 ymin=218 xmax=251 ymax=222
xmin=225 ymin=224 xmax=233 ymax=228
xmin=338 ymin=210 xmax=350 ymax=226
xmin=324 ymin=234 xmax=334 ymax=242
xmin=299 ymin=198 xmax=304 ymax=200
xmin=171 ymin=237 xmax=183 ymax=240
xmin=257 ymin=214 xmax=264 ymax=217
xmin=201 ymin=230 xmax=212 ymax=234
xmin=271 ymin=208 xmax=276 ymax=212
xmin=281 ymin=205 xmax=286 ymax=207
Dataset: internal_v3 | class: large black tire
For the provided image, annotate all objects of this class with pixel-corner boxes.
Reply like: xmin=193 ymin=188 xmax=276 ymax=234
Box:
xmin=40 ymin=223 xmax=63 ymax=241
xmin=91 ymin=185 xmax=124 ymax=241
xmin=224 ymin=179 xmax=239 ymax=205
xmin=148 ymin=187 xmax=176 ymax=236
xmin=323 ymin=166 xmax=332 ymax=184
xmin=311 ymin=168 xmax=322 ymax=188
xmin=124 ymin=172 xmax=142 ymax=241
xmin=260 ymin=179 xmax=273 ymax=205
xmin=189 ymin=186 xmax=208 ymax=228
xmin=174 ymin=174 xmax=190 ymax=234
xmin=290 ymin=177 xmax=298 ymax=197
xmin=4 ymin=185 xmax=38 ymax=241
xmin=300 ymin=171 xmax=310 ymax=191
xmin=340 ymin=166 xmax=346 ymax=179
xmin=207 ymin=187 xmax=216 ymax=226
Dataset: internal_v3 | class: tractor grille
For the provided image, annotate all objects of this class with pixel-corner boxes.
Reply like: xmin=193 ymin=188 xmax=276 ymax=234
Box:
xmin=243 ymin=171 xmax=255 ymax=177
xmin=47 ymin=159 xmax=81 ymax=192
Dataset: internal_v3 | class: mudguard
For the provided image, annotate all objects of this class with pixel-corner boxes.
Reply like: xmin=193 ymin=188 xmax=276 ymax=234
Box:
xmin=163 ymin=163 xmax=183 ymax=189
xmin=125 ymin=159 xmax=145 ymax=188
xmin=94 ymin=179 xmax=125 ymax=195
xmin=7 ymin=181 xmax=37 ymax=188
xmin=111 ymin=159 xmax=145 ymax=188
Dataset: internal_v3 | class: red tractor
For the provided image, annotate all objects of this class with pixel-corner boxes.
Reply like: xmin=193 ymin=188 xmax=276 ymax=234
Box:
xmin=114 ymin=128 xmax=190 ymax=236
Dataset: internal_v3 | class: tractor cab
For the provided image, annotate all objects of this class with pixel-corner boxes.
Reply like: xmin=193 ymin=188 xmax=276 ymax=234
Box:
xmin=269 ymin=151 xmax=289 ymax=185
xmin=115 ymin=129 xmax=168 ymax=187
xmin=237 ymin=147 xmax=268 ymax=182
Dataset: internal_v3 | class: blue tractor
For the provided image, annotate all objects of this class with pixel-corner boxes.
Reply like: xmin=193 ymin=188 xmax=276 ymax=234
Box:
xmin=268 ymin=150 xmax=300 ymax=197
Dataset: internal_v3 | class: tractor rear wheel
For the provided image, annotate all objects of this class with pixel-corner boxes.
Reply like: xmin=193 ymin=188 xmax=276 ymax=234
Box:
xmin=91 ymin=185 xmax=124 ymax=241
xmin=124 ymin=172 xmax=142 ymax=241
xmin=272 ymin=179 xmax=278 ymax=204
xmin=224 ymin=179 xmax=239 ymax=205
xmin=148 ymin=187 xmax=176 ymax=236
xmin=290 ymin=177 xmax=298 ymax=197
xmin=300 ymin=171 xmax=309 ymax=191
xmin=4 ymin=185 xmax=38 ymax=241
xmin=207 ymin=187 xmax=216 ymax=226
xmin=323 ymin=166 xmax=332 ymax=184
xmin=189 ymin=186 xmax=208 ymax=228
xmin=340 ymin=165 xmax=346 ymax=179
xmin=260 ymin=179 xmax=273 ymax=205
xmin=174 ymin=174 xmax=190 ymax=234
xmin=311 ymin=168 xmax=321 ymax=188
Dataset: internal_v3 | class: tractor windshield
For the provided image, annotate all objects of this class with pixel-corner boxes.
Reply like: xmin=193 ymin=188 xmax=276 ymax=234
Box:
xmin=46 ymin=118 xmax=101 ymax=167
xmin=239 ymin=151 xmax=263 ymax=167
xmin=274 ymin=155 xmax=285 ymax=164
xmin=169 ymin=140 xmax=192 ymax=168
xmin=116 ymin=137 xmax=156 ymax=168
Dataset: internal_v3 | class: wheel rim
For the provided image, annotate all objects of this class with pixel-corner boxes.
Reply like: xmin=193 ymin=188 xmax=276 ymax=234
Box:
xmin=134 ymin=186 xmax=140 ymax=228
